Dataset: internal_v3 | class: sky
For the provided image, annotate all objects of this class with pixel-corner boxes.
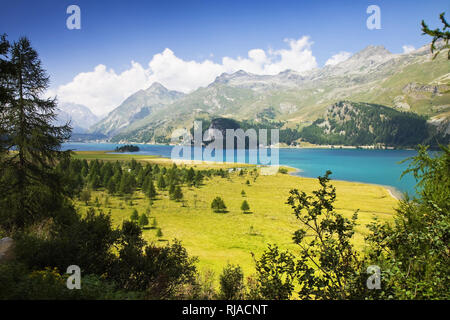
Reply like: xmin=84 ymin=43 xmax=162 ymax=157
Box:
xmin=1 ymin=0 xmax=449 ymax=115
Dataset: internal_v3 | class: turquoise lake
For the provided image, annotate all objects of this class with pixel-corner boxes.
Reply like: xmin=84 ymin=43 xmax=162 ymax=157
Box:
xmin=62 ymin=143 xmax=419 ymax=195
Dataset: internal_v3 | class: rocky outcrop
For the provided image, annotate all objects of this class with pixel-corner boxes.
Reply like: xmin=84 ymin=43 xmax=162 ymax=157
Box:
xmin=402 ymin=82 xmax=450 ymax=97
xmin=428 ymin=116 xmax=450 ymax=136
xmin=0 ymin=237 xmax=15 ymax=264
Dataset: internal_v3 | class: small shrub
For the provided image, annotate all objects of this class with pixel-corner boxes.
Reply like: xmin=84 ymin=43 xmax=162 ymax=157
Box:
xmin=218 ymin=264 xmax=244 ymax=300
xmin=278 ymin=167 xmax=288 ymax=174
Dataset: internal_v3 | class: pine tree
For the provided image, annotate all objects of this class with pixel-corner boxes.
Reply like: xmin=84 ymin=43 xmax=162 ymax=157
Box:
xmin=422 ymin=13 xmax=450 ymax=59
xmin=80 ymin=188 xmax=91 ymax=205
xmin=119 ymin=172 xmax=135 ymax=195
xmin=157 ymin=174 xmax=166 ymax=190
xmin=146 ymin=179 xmax=157 ymax=199
xmin=0 ymin=34 xmax=12 ymax=161
xmin=138 ymin=213 xmax=149 ymax=228
xmin=194 ymin=171 xmax=203 ymax=187
xmin=0 ymin=36 xmax=71 ymax=229
xmin=186 ymin=167 xmax=195 ymax=185
xmin=211 ymin=196 xmax=227 ymax=213
xmin=142 ymin=175 xmax=151 ymax=192
xmin=107 ymin=178 xmax=116 ymax=194
xmin=168 ymin=183 xmax=176 ymax=199
xmin=130 ymin=209 xmax=139 ymax=222
xmin=173 ymin=185 xmax=183 ymax=202
xmin=241 ymin=200 xmax=250 ymax=213
xmin=136 ymin=167 xmax=145 ymax=188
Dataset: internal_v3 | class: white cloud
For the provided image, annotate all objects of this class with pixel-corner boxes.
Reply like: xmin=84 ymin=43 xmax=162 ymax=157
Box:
xmin=48 ymin=62 xmax=152 ymax=116
xmin=49 ymin=36 xmax=318 ymax=116
xmin=147 ymin=48 xmax=224 ymax=93
xmin=402 ymin=45 xmax=415 ymax=54
xmin=325 ymin=51 xmax=352 ymax=66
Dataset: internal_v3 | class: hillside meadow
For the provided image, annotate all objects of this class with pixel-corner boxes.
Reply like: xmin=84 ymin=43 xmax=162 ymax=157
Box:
xmin=73 ymin=151 xmax=398 ymax=279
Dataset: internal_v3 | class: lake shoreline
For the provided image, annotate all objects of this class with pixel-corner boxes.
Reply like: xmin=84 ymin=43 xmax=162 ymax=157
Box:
xmin=65 ymin=143 xmax=416 ymax=196
xmin=284 ymin=164 xmax=402 ymax=201
xmin=110 ymin=150 xmax=405 ymax=201
xmin=69 ymin=140 xmax=417 ymax=151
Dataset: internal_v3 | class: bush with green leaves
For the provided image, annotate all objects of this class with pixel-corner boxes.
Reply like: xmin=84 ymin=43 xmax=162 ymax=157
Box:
xmin=253 ymin=171 xmax=366 ymax=300
xmin=109 ymin=221 xmax=198 ymax=298
xmin=250 ymin=245 xmax=298 ymax=300
xmin=286 ymin=171 xmax=365 ymax=299
xmin=278 ymin=167 xmax=288 ymax=174
xmin=218 ymin=264 xmax=245 ymax=300
xmin=365 ymin=145 xmax=450 ymax=299
xmin=0 ymin=262 xmax=143 ymax=300
xmin=14 ymin=207 xmax=120 ymax=276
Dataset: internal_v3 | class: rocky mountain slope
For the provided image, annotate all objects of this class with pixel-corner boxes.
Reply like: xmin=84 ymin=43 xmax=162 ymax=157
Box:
xmin=90 ymin=82 xmax=184 ymax=136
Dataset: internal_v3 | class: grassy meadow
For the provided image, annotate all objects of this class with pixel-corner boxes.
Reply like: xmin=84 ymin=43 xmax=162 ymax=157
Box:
xmin=73 ymin=151 xmax=398 ymax=280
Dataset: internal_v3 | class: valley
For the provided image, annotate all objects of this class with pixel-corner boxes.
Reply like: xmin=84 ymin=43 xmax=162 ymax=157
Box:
xmin=72 ymin=151 xmax=398 ymax=279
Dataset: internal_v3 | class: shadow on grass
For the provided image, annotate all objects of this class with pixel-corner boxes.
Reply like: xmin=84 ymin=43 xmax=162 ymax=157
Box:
xmin=212 ymin=210 xmax=229 ymax=214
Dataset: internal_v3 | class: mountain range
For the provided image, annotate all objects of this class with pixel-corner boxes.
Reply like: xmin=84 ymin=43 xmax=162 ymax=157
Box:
xmin=55 ymin=102 xmax=101 ymax=133
xmin=68 ymin=43 xmax=449 ymax=146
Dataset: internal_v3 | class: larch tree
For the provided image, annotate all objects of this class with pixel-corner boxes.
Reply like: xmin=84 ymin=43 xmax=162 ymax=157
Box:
xmin=0 ymin=36 xmax=71 ymax=230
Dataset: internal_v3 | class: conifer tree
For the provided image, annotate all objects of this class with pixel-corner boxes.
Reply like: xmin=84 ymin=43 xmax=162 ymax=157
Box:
xmin=107 ymin=179 xmax=116 ymax=194
xmin=173 ymin=185 xmax=183 ymax=202
xmin=186 ymin=167 xmax=195 ymax=186
xmin=211 ymin=197 xmax=227 ymax=213
xmin=157 ymin=174 xmax=166 ymax=190
xmin=146 ymin=179 xmax=157 ymax=199
xmin=151 ymin=217 xmax=157 ymax=229
xmin=241 ymin=200 xmax=250 ymax=213
xmin=138 ymin=213 xmax=149 ymax=228
xmin=0 ymin=36 xmax=71 ymax=229
xmin=194 ymin=171 xmax=203 ymax=187
xmin=130 ymin=209 xmax=139 ymax=222
xmin=421 ymin=12 xmax=450 ymax=59
xmin=168 ymin=183 xmax=176 ymax=199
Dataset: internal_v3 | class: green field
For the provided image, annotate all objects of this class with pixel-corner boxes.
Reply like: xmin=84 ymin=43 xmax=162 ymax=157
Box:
xmin=73 ymin=151 xmax=398 ymax=281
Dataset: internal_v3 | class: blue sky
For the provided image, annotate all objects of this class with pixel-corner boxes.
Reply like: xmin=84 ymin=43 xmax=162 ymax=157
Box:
xmin=1 ymin=0 xmax=448 ymax=114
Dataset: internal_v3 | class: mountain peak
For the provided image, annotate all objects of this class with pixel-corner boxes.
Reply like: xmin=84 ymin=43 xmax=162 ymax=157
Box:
xmin=213 ymin=70 xmax=252 ymax=84
xmin=147 ymin=82 xmax=168 ymax=92
xmin=234 ymin=69 xmax=249 ymax=76
xmin=354 ymin=45 xmax=392 ymax=58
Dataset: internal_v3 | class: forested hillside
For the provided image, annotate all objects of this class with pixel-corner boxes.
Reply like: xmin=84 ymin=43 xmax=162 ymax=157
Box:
xmin=300 ymin=101 xmax=449 ymax=147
